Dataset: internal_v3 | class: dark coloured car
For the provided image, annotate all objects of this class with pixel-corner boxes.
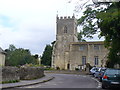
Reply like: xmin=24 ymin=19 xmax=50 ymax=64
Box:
xmin=102 ymin=68 xmax=120 ymax=89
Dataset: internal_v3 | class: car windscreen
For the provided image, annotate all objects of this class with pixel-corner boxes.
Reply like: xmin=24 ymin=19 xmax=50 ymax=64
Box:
xmin=101 ymin=69 xmax=106 ymax=72
xmin=105 ymin=69 xmax=120 ymax=75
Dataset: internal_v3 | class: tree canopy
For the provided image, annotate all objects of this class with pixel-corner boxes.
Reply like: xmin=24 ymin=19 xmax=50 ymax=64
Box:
xmin=41 ymin=44 xmax=53 ymax=66
xmin=5 ymin=44 xmax=37 ymax=66
xmin=77 ymin=2 xmax=120 ymax=67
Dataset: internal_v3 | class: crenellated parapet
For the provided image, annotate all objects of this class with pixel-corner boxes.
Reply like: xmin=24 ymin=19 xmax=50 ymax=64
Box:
xmin=56 ymin=15 xmax=75 ymax=20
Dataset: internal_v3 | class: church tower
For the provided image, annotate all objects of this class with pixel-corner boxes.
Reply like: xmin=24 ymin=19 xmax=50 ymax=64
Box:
xmin=52 ymin=15 xmax=78 ymax=70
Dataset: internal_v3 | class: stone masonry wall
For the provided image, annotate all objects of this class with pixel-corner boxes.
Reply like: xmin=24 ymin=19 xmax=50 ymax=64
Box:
xmin=1 ymin=66 xmax=19 ymax=82
xmin=1 ymin=66 xmax=44 ymax=82
xmin=20 ymin=67 xmax=44 ymax=80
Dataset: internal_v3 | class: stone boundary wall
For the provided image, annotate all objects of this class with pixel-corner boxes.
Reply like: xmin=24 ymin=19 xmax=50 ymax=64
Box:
xmin=1 ymin=66 xmax=19 ymax=82
xmin=1 ymin=66 xmax=44 ymax=82
xmin=20 ymin=67 xmax=44 ymax=80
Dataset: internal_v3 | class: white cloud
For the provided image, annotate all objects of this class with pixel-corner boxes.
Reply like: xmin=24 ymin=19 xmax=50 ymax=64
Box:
xmin=0 ymin=0 xmax=60 ymax=55
xmin=0 ymin=0 xmax=103 ymax=55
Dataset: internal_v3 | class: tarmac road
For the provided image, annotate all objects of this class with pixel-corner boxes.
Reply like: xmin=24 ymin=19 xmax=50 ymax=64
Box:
xmin=18 ymin=74 xmax=102 ymax=88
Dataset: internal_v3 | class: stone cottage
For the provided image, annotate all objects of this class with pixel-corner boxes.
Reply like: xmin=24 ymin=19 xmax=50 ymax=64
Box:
xmin=0 ymin=47 xmax=6 ymax=66
xmin=52 ymin=15 xmax=108 ymax=70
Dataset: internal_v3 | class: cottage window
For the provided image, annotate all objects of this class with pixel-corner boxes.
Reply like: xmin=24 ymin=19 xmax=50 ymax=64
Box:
xmin=94 ymin=56 xmax=99 ymax=65
xmin=80 ymin=45 xmax=85 ymax=51
xmin=94 ymin=45 xmax=99 ymax=50
xmin=82 ymin=56 xmax=86 ymax=65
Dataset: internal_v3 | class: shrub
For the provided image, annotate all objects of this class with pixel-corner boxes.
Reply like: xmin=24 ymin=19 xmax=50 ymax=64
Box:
xmin=1 ymin=80 xmax=20 ymax=84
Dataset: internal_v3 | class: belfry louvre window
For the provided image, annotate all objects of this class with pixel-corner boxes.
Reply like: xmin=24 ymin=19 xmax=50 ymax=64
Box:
xmin=82 ymin=56 xmax=86 ymax=65
xmin=64 ymin=26 xmax=67 ymax=33
xmin=94 ymin=56 xmax=99 ymax=65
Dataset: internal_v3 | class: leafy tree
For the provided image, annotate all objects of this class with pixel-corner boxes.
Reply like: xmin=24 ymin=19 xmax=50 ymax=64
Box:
xmin=32 ymin=54 xmax=39 ymax=64
xmin=41 ymin=44 xmax=53 ymax=66
xmin=5 ymin=44 xmax=37 ymax=66
xmin=77 ymin=32 xmax=86 ymax=41
xmin=97 ymin=2 xmax=120 ymax=67
xmin=77 ymin=2 xmax=120 ymax=67
xmin=9 ymin=44 xmax=16 ymax=51
xmin=51 ymin=41 xmax=56 ymax=46
xmin=33 ymin=54 xmax=39 ymax=59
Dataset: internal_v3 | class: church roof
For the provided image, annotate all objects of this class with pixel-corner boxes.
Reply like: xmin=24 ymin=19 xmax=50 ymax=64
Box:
xmin=70 ymin=41 xmax=104 ymax=45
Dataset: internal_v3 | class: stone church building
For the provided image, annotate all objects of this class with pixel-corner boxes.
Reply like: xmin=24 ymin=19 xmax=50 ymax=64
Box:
xmin=52 ymin=15 xmax=108 ymax=70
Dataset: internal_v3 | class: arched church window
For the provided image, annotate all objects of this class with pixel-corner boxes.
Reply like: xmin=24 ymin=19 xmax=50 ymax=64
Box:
xmin=64 ymin=26 xmax=67 ymax=33
xmin=75 ymin=26 xmax=77 ymax=31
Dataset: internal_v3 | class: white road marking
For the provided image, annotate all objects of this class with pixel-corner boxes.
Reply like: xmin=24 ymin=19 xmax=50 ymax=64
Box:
xmin=58 ymin=82 xmax=63 ymax=83
xmin=74 ymin=75 xmax=78 ymax=76
xmin=91 ymin=77 xmax=101 ymax=88
xmin=53 ymin=84 xmax=57 ymax=85
xmin=82 ymin=76 xmax=87 ymax=77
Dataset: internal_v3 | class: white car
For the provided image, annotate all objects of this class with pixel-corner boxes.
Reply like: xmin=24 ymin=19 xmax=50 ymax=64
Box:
xmin=94 ymin=67 xmax=102 ymax=78
xmin=90 ymin=67 xmax=99 ymax=75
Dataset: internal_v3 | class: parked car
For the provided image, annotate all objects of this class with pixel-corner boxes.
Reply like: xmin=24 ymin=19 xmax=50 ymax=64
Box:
xmin=94 ymin=67 xmax=102 ymax=78
xmin=98 ymin=68 xmax=106 ymax=82
xmin=102 ymin=68 xmax=120 ymax=89
xmin=90 ymin=67 xmax=99 ymax=75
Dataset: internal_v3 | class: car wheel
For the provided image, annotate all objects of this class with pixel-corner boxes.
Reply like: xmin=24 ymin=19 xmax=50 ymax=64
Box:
xmin=94 ymin=74 xmax=96 ymax=77
xmin=94 ymin=74 xmax=97 ymax=78
xmin=102 ymin=83 xmax=107 ymax=89
xmin=99 ymin=79 xmax=102 ymax=82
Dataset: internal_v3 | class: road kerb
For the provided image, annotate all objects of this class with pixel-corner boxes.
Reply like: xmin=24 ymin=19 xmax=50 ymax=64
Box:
xmin=2 ymin=76 xmax=55 ymax=89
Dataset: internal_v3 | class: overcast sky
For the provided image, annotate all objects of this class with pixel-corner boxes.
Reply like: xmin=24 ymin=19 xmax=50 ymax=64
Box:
xmin=0 ymin=0 xmax=103 ymax=55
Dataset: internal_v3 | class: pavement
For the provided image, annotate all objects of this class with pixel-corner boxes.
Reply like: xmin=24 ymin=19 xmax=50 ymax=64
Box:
xmin=1 ymin=75 xmax=54 ymax=89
